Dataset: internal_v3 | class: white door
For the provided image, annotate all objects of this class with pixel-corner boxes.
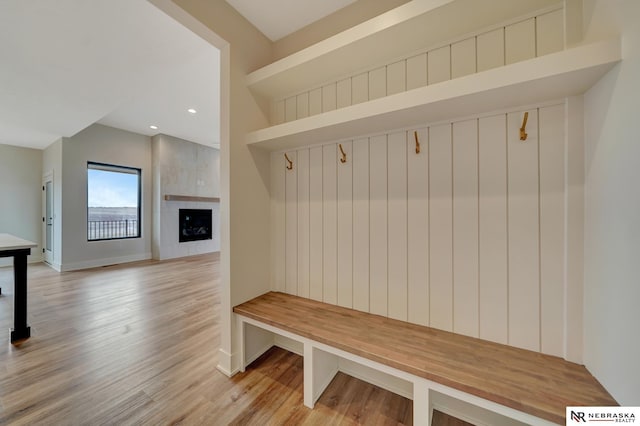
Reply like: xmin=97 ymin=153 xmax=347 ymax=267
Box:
xmin=42 ymin=173 xmax=53 ymax=264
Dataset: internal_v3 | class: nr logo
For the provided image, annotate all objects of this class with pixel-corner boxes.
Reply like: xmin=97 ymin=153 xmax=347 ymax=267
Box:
xmin=571 ymin=411 xmax=586 ymax=422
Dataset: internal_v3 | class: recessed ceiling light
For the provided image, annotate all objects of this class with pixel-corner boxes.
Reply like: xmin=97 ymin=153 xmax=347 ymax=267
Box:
xmin=187 ymin=108 xmax=197 ymax=114
xmin=150 ymin=125 xmax=158 ymax=130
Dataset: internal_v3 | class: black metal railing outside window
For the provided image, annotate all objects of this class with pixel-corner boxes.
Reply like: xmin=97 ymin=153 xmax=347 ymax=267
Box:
xmin=88 ymin=220 xmax=139 ymax=240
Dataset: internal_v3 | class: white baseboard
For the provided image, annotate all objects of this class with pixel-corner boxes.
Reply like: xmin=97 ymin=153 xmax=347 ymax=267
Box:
xmin=60 ymin=252 xmax=152 ymax=271
xmin=0 ymin=254 xmax=43 ymax=268
xmin=44 ymin=261 xmax=62 ymax=272
xmin=157 ymin=249 xmax=220 ymax=261
xmin=217 ymin=348 xmax=237 ymax=377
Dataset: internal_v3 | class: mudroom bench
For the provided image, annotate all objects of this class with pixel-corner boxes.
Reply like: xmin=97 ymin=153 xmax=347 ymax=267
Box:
xmin=234 ymin=292 xmax=616 ymax=425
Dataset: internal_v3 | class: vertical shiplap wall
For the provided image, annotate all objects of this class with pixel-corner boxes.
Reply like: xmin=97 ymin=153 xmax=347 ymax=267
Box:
xmin=478 ymin=115 xmax=508 ymax=344
xmin=271 ymin=104 xmax=568 ymax=358
xmin=352 ymin=138 xmax=370 ymax=312
xmin=369 ymin=135 xmax=388 ymax=316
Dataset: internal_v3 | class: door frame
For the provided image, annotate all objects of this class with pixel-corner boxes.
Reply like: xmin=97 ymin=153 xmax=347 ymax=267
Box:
xmin=42 ymin=171 xmax=54 ymax=265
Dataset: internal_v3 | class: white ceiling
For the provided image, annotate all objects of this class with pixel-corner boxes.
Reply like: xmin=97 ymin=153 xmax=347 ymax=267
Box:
xmin=226 ymin=0 xmax=356 ymax=41
xmin=0 ymin=0 xmax=220 ymax=150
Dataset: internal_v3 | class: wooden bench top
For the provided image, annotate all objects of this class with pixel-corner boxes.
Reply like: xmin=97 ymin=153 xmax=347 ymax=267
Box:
xmin=234 ymin=292 xmax=617 ymax=425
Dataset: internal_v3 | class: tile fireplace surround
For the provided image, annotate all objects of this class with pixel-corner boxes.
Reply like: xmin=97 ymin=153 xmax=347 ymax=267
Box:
xmin=152 ymin=134 xmax=220 ymax=260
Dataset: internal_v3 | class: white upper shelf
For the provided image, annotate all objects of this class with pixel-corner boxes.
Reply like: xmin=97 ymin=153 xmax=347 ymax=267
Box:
xmin=246 ymin=39 xmax=621 ymax=151
xmin=246 ymin=0 xmax=561 ymax=99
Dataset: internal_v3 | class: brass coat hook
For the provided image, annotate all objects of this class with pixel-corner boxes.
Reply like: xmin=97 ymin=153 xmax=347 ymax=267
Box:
xmin=338 ymin=144 xmax=347 ymax=163
xmin=520 ymin=112 xmax=529 ymax=141
xmin=414 ymin=131 xmax=421 ymax=154
xmin=284 ymin=153 xmax=293 ymax=170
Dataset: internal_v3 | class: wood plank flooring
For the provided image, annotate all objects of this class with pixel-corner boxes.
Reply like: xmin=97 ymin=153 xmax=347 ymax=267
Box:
xmin=0 ymin=254 xmax=416 ymax=425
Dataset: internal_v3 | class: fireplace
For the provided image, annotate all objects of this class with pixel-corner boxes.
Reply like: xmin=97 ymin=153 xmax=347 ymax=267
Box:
xmin=179 ymin=209 xmax=212 ymax=243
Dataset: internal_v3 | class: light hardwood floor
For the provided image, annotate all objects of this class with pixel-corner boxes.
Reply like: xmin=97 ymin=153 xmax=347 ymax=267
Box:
xmin=0 ymin=254 xmax=419 ymax=425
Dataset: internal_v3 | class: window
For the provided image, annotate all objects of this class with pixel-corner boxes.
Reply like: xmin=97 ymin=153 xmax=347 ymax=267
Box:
xmin=87 ymin=162 xmax=141 ymax=241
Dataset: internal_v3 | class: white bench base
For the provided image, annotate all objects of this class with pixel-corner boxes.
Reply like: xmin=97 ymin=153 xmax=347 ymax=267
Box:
xmin=237 ymin=314 xmax=557 ymax=426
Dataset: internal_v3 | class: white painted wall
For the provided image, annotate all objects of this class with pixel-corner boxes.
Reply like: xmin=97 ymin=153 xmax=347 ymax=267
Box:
xmin=169 ymin=0 xmax=274 ymax=376
xmin=151 ymin=134 xmax=220 ymax=260
xmin=60 ymin=124 xmax=152 ymax=271
xmin=582 ymin=0 xmax=640 ymax=405
xmin=0 ymin=144 xmax=43 ymax=266
xmin=42 ymin=139 xmax=63 ymax=269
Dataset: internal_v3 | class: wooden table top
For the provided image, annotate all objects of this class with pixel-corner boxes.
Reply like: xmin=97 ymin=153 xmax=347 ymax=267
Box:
xmin=0 ymin=234 xmax=37 ymax=251
xmin=234 ymin=291 xmax=617 ymax=425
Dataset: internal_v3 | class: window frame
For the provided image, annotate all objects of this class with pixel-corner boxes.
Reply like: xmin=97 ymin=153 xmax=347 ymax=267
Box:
xmin=87 ymin=161 xmax=142 ymax=242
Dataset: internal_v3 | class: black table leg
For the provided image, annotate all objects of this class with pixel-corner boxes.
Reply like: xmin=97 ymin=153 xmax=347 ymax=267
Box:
xmin=11 ymin=252 xmax=30 ymax=342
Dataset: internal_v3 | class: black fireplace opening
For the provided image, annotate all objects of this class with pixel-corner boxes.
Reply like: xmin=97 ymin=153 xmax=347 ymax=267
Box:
xmin=179 ymin=209 xmax=212 ymax=243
